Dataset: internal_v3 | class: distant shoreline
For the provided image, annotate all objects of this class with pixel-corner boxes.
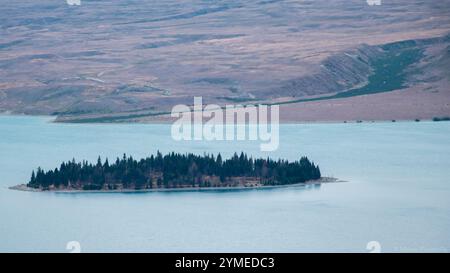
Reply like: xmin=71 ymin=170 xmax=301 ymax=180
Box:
xmin=9 ymin=177 xmax=341 ymax=193
xmin=1 ymin=113 xmax=448 ymax=125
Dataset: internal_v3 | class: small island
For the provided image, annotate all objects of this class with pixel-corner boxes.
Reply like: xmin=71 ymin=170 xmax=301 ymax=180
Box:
xmin=15 ymin=152 xmax=326 ymax=192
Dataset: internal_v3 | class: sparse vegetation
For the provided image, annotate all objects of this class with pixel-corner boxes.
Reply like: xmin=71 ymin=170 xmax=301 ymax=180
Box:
xmin=432 ymin=117 xmax=450 ymax=122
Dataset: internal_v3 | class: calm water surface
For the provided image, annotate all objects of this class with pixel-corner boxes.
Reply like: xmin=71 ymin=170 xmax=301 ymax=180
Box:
xmin=0 ymin=116 xmax=449 ymax=252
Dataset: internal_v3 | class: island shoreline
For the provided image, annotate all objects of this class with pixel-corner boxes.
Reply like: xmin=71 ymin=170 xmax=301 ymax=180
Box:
xmin=9 ymin=177 xmax=342 ymax=194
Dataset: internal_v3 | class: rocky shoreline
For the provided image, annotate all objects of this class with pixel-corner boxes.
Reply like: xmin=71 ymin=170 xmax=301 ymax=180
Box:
xmin=9 ymin=177 xmax=341 ymax=193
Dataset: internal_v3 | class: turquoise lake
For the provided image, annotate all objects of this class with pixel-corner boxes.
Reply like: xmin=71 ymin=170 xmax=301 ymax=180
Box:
xmin=0 ymin=115 xmax=449 ymax=252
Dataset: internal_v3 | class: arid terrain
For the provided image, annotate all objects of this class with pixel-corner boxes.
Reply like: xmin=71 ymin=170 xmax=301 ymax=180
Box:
xmin=1 ymin=0 xmax=450 ymax=122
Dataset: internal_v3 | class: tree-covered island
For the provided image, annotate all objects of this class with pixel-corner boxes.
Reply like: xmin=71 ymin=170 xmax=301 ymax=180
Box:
xmin=25 ymin=152 xmax=322 ymax=191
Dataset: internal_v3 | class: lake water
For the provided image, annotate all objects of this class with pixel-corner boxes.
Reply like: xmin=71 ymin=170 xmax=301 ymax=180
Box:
xmin=0 ymin=115 xmax=449 ymax=252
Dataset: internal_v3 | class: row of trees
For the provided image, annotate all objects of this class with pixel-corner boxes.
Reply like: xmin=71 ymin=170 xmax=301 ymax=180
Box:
xmin=28 ymin=152 xmax=321 ymax=190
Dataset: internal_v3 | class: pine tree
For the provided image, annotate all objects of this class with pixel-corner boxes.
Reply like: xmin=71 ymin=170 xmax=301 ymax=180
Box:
xmin=28 ymin=152 xmax=321 ymax=190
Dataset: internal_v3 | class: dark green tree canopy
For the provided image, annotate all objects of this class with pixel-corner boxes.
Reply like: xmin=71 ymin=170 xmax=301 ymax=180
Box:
xmin=28 ymin=152 xmax=321 ymax=190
